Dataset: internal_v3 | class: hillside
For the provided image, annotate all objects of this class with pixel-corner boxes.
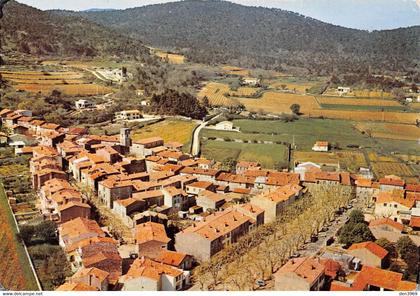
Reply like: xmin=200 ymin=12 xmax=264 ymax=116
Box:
xmin=0 ymin=1 xmax=149 ymax=59
xmin=77 ymin=0 xmax=420 ymax=73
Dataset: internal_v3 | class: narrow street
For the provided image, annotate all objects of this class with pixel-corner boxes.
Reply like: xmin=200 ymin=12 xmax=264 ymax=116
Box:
xmin=191 ymin=113 xmax=222 ymax=156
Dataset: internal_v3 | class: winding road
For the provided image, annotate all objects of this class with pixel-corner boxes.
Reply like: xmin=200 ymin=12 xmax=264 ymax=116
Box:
xmin=191 ymin=113 xmax=222 ymax=156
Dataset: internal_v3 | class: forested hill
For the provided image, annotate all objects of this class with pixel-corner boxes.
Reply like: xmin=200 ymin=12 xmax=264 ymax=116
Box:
xmin=0 ymin=1 xmax=149 ymax=59
xmin=76 ymin=0 xmax=420 ymax=74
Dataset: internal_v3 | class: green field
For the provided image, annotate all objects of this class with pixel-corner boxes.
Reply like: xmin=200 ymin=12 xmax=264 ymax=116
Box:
xmin=201 ymin=140 xmax=289 ymax=169
xmin=202 ymin=118 xmax=420 ymax=156
xmin=320 ymin=104 xmax=408 ymax=112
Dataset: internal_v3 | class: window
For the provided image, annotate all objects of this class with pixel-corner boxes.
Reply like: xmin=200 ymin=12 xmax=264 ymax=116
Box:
xmin=384 ymin=203 xmax=387 ymax=206
xmin=394 ymin=204 xmax=397 ymax=208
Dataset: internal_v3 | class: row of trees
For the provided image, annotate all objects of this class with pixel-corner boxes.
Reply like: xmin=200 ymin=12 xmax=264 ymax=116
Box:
xmin=193 ymin=184 xmax=354 ymax=290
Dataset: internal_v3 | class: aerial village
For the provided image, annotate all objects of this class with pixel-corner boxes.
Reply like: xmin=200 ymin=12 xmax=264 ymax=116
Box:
xmin=0 ymin=107 xmax=419 ymax=292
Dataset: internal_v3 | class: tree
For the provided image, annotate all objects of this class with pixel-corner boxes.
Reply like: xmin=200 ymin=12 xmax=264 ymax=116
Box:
xmin=221 ymin=157 xmax=237 ymax=173
xmin=290 ymin=104 xmax=301 ymax=115
xmin=396 ymin=236 xmax=418 ymax=261
xmin=348 ymin=209 xmax=365 ymax=224
xmin=376 ymin=238 xmax=397 ymax=259
xmin=339 ymin=222 xmax=374 ymax=246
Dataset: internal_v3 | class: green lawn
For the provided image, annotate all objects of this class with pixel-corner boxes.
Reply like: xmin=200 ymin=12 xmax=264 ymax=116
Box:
xmin=0 ymin=183 xmax=39 ymax=291
xmin=201 ymin=140 xmax=289 ymax=169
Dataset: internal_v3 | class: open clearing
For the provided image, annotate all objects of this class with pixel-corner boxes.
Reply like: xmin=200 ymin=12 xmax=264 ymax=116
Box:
xmin=155 ymin=51 xmax=186 ymax=64
xmin=317 ymin=97 xmax=401 ymax=107
xmin=198 ymin=82 xmax=262 ymax=106
xmin=293 ymin=150 xmax=367 ymax=171
xmin=371 ymin=162 xmax=415 ymax=178
xmin=201 ymin=140 xmax=289 ymax=169
xmin=131 ymin=119 xmax=198 ymax=146
xmin=15 ymin=83 xmax=113 ymax=96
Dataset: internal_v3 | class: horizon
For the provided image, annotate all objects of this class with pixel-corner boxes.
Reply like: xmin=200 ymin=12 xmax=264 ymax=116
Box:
xmin=15 ymin=0 xmax=420 ymax=31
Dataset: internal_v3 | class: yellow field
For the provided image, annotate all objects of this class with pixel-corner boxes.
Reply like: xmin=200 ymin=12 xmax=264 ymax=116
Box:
xmin=155 ymin=51 xmax=185 ymax=64
xmin=229 ymin=87 xmax=260 ymax=97
xmin=221 ymin=66 xmax=250 ymax=76
xmin=294 ymin=150 xmax=367 ymax=170
xmin=268 ymin=81 xmax=317 ymax=94
xmin=356 ymin=122 xmax=420 ymax=141
xmin=396 ymin=154 xmax=420 ymax=162
xmin=131 ymin=119 xmax=197 ymax=145
xmin=372 ymin=162 xmax=414 ymax=177
xmin=0 ymin=71 xmax=84 ymax=80
xmin=198 ymin=82 xmax=244 ymax=106
xmin=318 ymin=97 xmax=401 ymax=107
xmin=15 ymin=83 xmax=113 ymax=96
xmin=368 ymin=151 xmax=398 ymax=163
xmin=352 ymin=90 xmax=392 ymax=98
xmin=239 ymin=92 xmax=320 ymax=114
xmin=308 ymin=109 xmax=419 ymax=124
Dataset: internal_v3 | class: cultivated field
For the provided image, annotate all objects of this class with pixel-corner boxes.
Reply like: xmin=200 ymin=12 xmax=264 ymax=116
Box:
xmin=201 ymin=140 xmax=289 ymax=169
xmin=198 ymin=82 xmax=261 ymax=106
xmin=155 ymin=51 xmax=186 ymax=64
xmin=356 ymin=122 xmax=420 ymax=141
xmin=371 ymin=162 xmax=415 ymax=178
xmin=221 ymin=66 xmax=250 ymax=77
xmin=1 ymin=70 xmax=112 ymax=96
xmin=0 ymin=184 xmax=38 ymax=291
xmin=131 ymin=119 xmax=198 ymax=146
xmin=323 ymin=88 xmax=392 ymax=98
xmin=293 ymin=150 xmax=367 ymax=171
xmin=239 ymin=92 xmax=320 ymax=114
xmin=317 ymin=97 xmax=401 ymax=107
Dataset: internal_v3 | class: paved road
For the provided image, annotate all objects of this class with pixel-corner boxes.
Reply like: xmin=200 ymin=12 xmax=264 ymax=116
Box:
xmin=191 ymin=114 xmax=222 ymax=156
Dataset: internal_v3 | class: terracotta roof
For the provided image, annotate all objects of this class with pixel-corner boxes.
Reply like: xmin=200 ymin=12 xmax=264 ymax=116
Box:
xmin=17 ymin=116 xmax=32 ymax=122
xmin=348 ymin=241 xmax=388 ymax=259
xmin=410 ymin=217 xmax=420 ymax=228
xmin=275 ymin=257 xmax=325 ymax=285
xmin=315 ymin=141 xmax=329 ymax=147
xmin=187 ymin=181 xmax=214 ymax=189
xmin=232 ymin=188 xmax=251 ymax=194
xmin=71 ymin=267 xmax=109 ymax=282
xmin=155 ymin=250 xmax=188 ymax=267
xmin=0 ymin=109 xmax=13 ymax=116
xmin=352 ymin=265 xmax=415 ymax=291
xmin=133 ymin=190 xmax=163 ymax=201
xmin=216 ymin=172 xmax=256 ymax=184
xmin=163 ymin=186 xmax=185 ymax=197
xmin=266 ymin=172 xmax=300 ymax=186
xmin=181 ymin=167 xmax=220 ymax=176
xmin=59 ymin=201 xmax=91 ymax=212
xmin=41 ymin=122 xmax=60 ymax=130
xmin=356 ymin=178 xmax=373 ymax=188
xmin=182 ymin=208 xmax=251 ymax=241
xmin=149 ymin=170 xmax=175 ymax=181
xmin=379 ymin=177 xmax=405 ymax=187
xmin=199 ymin=190 xmax=226 ymax=203
xmin=135 ymin=137 xmax=163 ymax=145
xmin=56 ymin=282 xmax=97 ymax=291
xmin=179 ymin=159 xmax=198 ymax=167
xmin=258 ymin=184 xmax=302 ymax=203
xmin=376 ymin=190 xmax=415 ymax=208
xmin=60 ymin=218 xmax=104 ymax=241
xmin=238 ymin=203 xmax=264 ymax=216
xmin=65 ymin=237 xmax=116 ymax=253
xmin=135 ymin=222 xmax=170 ymax=244
xmin=406 ymin=184 xmax=420 ymax=192
xmin=330 ymin=281 xmax=354 ymax=291
xmin=319 ymin=259 xmax=342 ymax=279
xmin=125 ymin=258 xmax=182 ymax=281
xmin=114 ymin=198 xmax=144 ymax=208
xmin=30 ymin=119 xmax=45 ymax=126
xmin=369 ymin=218 xmax=404 ymax=232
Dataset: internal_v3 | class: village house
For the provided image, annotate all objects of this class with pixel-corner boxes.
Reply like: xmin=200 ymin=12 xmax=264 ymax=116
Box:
xmin=312 ymin=141 xmax=329 ymax=152
xmin=337 ymin=86 xmax=351 ymax=95
xmin=59 ymin=217 xmax=105 ymax=250
xmin=251 ymin=184 xmax=303 ymax=224
xmin=235 ymin=161 xmax=260 ymax=175
xmin=113 ymin=198 xmax=145 ymax=222
xmin=274 ymin=257 xmax=326 ymax=291
xmin=98 ymin=179 xmax=135 ymax=208
xmin=374 ymin=190 xmax=414 ymax=223
xmin=75 ymin=99 xmax=95 ymax=110
xmin=175 ymin=208 xmax=257 ymax=261
xmin=347 ymin=242 xmax=389 ymax=268
xmin=115 ymin=110 xmax=142 ymax=122
xmin=216 ymin=172 xmax=256 ymax=191
xmin=58 ymin=201 xmax=91 ymax=224
xmin=294 ymin=162 xmax=321 ymax=179
xmin=131 ymin=137 xmax=164 ymax=157
xmin=196 ymin=190 xmax=226 ymax=212
xmin=134 ymin=222 xmax=171 ymax=259
xmin=234 ymin=203 xmax=265 ymax=227
xmin=330 ymin=265 xmax=416 ymax=291
xmin=121 ymin=257 xmax=189 ymax=291
xmin=32 ymin=168 xmax=67 ymax=190
xmin=355 ymin=178 xmax=380 ymax=204
xmin=155 ymin=250 xmax=194 ymax=271
xmin=132 ymin=189 xmax=165 ymax=209
xmin=180 ymin=167 xmax=221 ymax=183
xmin=242 ymin=77 xmax=260 ymax=86
xmin=196 ymin=158 xmax=213 ymax=170
xmin=69 ymin=267 xmax=109 ymax=291
xmin=214 ymin=121 xmax=237 ymax=131
xmin=162 ymin=187 xmax=189 ymax=212
xmin=379 ymin=176 xmax=405 ymax=192
xmin=185 ymin=181 xmax=216 ymax=195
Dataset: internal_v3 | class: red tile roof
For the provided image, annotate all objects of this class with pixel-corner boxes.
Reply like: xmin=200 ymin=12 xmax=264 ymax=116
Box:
xmin=155 ymin=250 xmax=188 ymax=267
xmin=275 ymin=257 xmax=325 ymax=286
xmin=410 ymin=217 xmax=420 ymax=228
xmin=135 ymin=222 xmax=170 ymax=245
xmin=379 ymin=177 xmax=405 ymax=187
xmin=348 ymin=241 xmax=388 ymax=259
xmin=369 ymin=218 xmax=404 ymax=232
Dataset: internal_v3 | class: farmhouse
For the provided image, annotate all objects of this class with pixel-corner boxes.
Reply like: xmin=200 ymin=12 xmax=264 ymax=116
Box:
xmin=75 ymin=99 xmax=95 ymax=110
xmin=312 ymin=141 xmax=329 ymax=152
xmin=134 ymin=222 xmax=171 ymax=259
xmin=214 ymin=121 xmax=238 ymax=131
xmin=115 ymin=110 xmax=142 ymax=121
xmin=242 ymin=77 xmax=260 ymax=86
xmin=337 ymin=87 xmax=351 ymax=95
xmin=347 ymin=242 xmax=389 ymax=268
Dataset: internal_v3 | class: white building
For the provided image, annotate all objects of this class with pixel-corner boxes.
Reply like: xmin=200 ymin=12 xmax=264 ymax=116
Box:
xmin=242 ymin=77 xmax=260 ymax=86
xmin=214 ymin=121 xmax=238 ymax=131
xmin=337 ymin=87 xmax=351 ymax=95
xmin=312 ymin=141 xmax=329 ymax=152
xmin=75 ymin=99 xmax=95 ymax=110
xmin=115 ymin=110 xmax=142 ymax=122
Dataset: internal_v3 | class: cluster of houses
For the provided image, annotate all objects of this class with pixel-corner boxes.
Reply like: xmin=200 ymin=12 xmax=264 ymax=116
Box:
xmin=1 ymin=107 xmax=419 ymax=291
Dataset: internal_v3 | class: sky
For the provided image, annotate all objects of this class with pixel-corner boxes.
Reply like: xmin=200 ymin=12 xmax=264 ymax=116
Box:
xmin=16 ymin=0 xmax=420 ymax=30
